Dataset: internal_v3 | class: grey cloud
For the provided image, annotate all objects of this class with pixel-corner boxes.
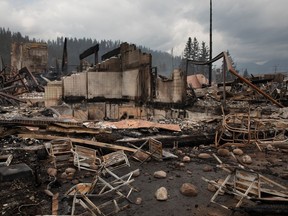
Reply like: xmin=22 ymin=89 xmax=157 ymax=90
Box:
xmin=1 ymin=0 xmax=288 ymax=70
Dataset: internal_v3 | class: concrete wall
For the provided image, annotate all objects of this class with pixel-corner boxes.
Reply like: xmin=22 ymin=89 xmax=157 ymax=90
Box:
xmin=87 ymin=72 xmax=122 ymax=99
xmin=11 ymin=42 xmax=48 ymax=73
xmin=60 ymin=43 xmax=153 ymax=102
xmin=63 ymin=72 xmax=87 ymax=98
xmin=121 ymin=43 xmax=151 ymax=70
xmin=155 ymin=69 xmax=185 ymax=103
xmin=156 ymin=78 xmax=173 ymax=103
xmin=172 ymin=69 xmax=185 ymax=103
xmin=44 ymin=81 xmax=62 ymax=107
xmin=122 ymin=69 xmax=139 ymax=98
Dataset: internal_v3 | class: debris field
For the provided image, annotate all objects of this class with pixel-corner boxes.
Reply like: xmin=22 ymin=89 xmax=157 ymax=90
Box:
xmin=0 ymin=42 xmax=288 ymax=216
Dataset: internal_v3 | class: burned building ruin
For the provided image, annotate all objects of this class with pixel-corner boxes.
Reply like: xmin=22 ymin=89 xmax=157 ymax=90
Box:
xmin=45 ymin=42 xmax=186 ymax=120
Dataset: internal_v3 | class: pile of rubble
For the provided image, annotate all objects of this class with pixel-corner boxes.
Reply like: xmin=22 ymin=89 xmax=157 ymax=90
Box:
xmin=0 ymin=98 xmax=288 ymax=215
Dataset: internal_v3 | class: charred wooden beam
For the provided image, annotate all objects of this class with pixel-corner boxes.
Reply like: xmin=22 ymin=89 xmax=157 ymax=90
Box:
xmin=46 ymin=124 xmax=111 ymax=135
xmin=0 ymin=92 xmax=26 ymax=103
xmin=18 ymin=134 xmax=137 ymax=153
xmin=79 ymin=44 xmax=99 ymax=71
xmin=79 ymin=44 xmax=99 ymax=61
xmin=101 ymin=47 xmax=121 ymax=61
xmin=62 ymin=37 xmax=68 ymax=75
xmin=0 ymin=118 xmax=82 ymax=128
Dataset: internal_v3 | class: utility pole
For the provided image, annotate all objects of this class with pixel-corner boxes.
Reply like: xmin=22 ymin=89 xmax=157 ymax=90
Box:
xmin=209 ymin=0 xmax=212 ymax=85
xmin=273 ymin=65 xmax=277 ymax=73
xmin=171 ymin=48 xmax=174 ymax=70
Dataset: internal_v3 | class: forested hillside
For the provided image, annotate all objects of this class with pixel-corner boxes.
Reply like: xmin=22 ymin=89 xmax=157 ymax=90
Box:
xmin=0 ymin=27 xmax=181 ymax=76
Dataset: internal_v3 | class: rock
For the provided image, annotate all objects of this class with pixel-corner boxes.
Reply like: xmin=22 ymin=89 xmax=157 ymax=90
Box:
xmin=179 ymin=162 xmax=185 ymax=167
xmin=27 ymin=140 xmax=34 ymax=145
xmin=154 ymin=170 xmax=167 ymax=179
xmin=67 ymin=172 xmax=75 ymax=177
xmin=180 ymin=183 xmax=198 ymax=197
xmin=242 ymin=154 xmax=252 ymax=164
xmin=198 ymin=153 xmax=211 ymax=159
xmin=266 ymin=144 xmax=274 ymax=151
xmin=65 ymin=167 xmax=76 ymax=174
xmin=217 ymin=148 xmax=230 ymax=157
xmin=216 ymin=179 xmax=225 ymax=195
xmin=187 ymin=170 xmax=192 ymax=175
xmin=133 ymin=169 xmax=141 ymax=177
xmin=135 ymin=197 xmax=142 ymax=205
xmin=47 ymin=168 xmax=57 ymax=177
xmin=155 ymin=187 xmax=168 ymax=201
xmin=233 ymin=148 xmax=243 ymax=155
xmin=60 ymin=172 xmax=68 ymax=179
xmin=207 ymin=183 xmax=217 ymax=192
xmin=203 ymin=165 xmax=213 ymax=172
xmin=182 ymin=156 xmax=191 ymax=162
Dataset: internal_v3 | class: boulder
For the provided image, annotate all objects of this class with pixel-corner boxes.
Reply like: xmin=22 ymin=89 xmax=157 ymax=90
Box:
xmin=198 ymin=153 xmax=211 ymax=159
xmin=155 ymin=187 xmax=168 ymax=201
xmin=65 ymin=167 xmax=76 ymax=174
xmin=233 ymin=148 xmax=243 ymax=155
xmin=242 ymin=154 xmax=252 ymax=164
xmin=135 ymin=197 xmax=142 ymax=205
xmin=217 ymin=148 xmax=230 ymax=157
xmin=47 ymin=168 xmax=57 ymax=177
xmin=182 ymin=156 xmax=191 ymax=162
xmin=133 ymin=169 xmax=141 ymax=177
xmin=180 ymin=183 xmax=198 ymax=197
xmin=207 ymin=183 xmax=217 ymax=192
xmin=154 ymin=170 xmax=167 ymax=179
xmin=203 ymin=165 xmax=213 ymax=172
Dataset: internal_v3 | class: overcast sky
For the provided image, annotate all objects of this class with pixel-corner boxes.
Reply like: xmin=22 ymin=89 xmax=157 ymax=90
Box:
xmin=1 ymin=0 xmax=288 ymax=67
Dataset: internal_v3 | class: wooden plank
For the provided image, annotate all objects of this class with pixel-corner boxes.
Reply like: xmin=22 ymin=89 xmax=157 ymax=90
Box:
xmin=18 ymin=133 xmax=137 ymax=153
xmin=101 ymin=119 xmax=181 ymax=132
xmin=52 ymin=193 xmax=59 ymax=215
xmin=47 ymin=125 xmax=111 ymax=134
xmin=149 ymin=138 xmax=162 ymax=161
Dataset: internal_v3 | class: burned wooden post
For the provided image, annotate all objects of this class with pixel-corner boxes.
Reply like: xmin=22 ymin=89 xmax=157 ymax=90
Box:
xmin=61 ymin=37 xmax=68 ymax=75
xmin=79 ymin=44 xmax=99 ymax=72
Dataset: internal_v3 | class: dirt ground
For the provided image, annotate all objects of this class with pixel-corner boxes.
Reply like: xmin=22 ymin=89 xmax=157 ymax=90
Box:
xmin=1 ymin=103 xmax=288 ymax=215
xmin=1 ymin=138 xmax=287 ymax=216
